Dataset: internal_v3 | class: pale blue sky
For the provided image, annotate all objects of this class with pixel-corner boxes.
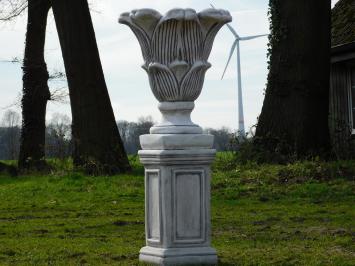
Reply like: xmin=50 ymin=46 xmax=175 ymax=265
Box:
xmin=0 ymin=0 xmax=339 ymax=131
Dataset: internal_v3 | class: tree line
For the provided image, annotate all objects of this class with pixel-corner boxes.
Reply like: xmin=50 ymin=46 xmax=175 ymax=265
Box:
xmin=0 ymin=111 xmax=236 ymax=160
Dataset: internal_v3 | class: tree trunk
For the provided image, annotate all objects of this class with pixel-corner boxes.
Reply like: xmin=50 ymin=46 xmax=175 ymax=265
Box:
xmin=18 ymin=0 xmax=51 ymax=170
xmin=255 ymin=0 xmax=332 ymax=159
xmin=51 ymin=0 xmax=131 ymax=174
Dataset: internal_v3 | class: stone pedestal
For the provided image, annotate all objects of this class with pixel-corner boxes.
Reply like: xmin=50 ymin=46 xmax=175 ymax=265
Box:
xmin=138 ymin=102 xmax=217 ymax=265
xmin=138 ymin=145 xmax=217 ymax=265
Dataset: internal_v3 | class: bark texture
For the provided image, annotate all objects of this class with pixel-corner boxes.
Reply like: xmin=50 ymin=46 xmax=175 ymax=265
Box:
xmin=255 ymin=0 xmax=332 ymax=158
xmin=51 ymin=0 xmax=130 ymax=174
xmin=18 ymin=0 xmax=51 ymax=170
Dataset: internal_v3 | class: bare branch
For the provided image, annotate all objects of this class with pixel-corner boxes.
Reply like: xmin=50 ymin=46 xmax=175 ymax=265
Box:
xmin=48 ymin=69 xmax=66 ymax=81
xmin=1 ymin=86 xmax=70 ymax=111
xmin=0 ymin=0 xmax=28 ymax=21
xmin=0 ymin=56 xmax=22 ymax=63
xmin=49 ymin=87 xmax=69 ymax=103
xmin=1 ymin=92 xmax=22 ymax=110
xmin=0 ymin=58 xmax=69 ymax=108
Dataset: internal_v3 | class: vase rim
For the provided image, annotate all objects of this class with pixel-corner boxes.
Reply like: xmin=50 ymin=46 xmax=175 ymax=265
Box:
xmin=119 ymin=7 xmax=232 ymax=24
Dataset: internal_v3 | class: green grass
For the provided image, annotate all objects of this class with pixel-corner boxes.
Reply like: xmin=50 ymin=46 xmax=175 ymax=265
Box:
xmin=0 ymin=155 xmax=354 ymax=265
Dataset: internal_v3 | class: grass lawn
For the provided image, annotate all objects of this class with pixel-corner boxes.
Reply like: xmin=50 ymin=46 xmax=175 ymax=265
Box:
xmin=0 ymin=155 xmax=354 ymax=265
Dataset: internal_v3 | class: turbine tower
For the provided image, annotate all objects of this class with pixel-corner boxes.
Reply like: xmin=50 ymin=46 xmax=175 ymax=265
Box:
xmin=211 ymin=4 xmax=267 ymax=138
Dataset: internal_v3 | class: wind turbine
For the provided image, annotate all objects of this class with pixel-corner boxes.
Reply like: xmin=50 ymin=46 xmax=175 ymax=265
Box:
xmin=211 ymin=4 xmax=267 ymax=138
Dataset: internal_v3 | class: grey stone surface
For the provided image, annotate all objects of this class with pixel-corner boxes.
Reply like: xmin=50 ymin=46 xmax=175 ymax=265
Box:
xmin=150 ymin=102 xmax=202 ymax=135
xmin=140 ymin=134 xmax=214 ymax=150
xmin=119 ymin=7 xmax=231 ymax=265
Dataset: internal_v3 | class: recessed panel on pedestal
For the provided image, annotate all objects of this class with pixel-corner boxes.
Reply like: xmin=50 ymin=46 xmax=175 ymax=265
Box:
xmin=146 ymin=170 xmax=161 ymax=244
xmin=173 ymin=169 xmax=205 ymax=244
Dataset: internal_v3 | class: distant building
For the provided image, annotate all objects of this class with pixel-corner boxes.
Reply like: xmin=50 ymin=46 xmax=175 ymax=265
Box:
xmin=330 ymin=0 xmax=355 ymax=157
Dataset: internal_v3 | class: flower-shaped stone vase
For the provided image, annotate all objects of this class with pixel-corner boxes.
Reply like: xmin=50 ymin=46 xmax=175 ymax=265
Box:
xmin=119 ymin=8 xmax=232 ymax=135
xmin=119 ymin=8 xmax=231 ymax=266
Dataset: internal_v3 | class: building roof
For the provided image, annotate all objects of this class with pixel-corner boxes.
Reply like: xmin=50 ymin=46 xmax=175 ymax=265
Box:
xmin=332 ymin=0 xmax=355 ymax=47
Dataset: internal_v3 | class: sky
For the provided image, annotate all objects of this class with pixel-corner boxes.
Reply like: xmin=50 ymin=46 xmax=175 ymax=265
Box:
xmin=0 ymin=0 xmax=340 ymax=131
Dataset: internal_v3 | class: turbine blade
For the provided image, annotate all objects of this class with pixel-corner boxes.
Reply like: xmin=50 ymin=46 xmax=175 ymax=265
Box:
xmin=210 ymin=3 xmax=239 ymax=38
xmin=221 ymin=39 xmax=238 ymax=80
xmin=240 ymin=34 xmax=268 ymax=41
xmin=226 ymin=24 xmax=239 ymax=38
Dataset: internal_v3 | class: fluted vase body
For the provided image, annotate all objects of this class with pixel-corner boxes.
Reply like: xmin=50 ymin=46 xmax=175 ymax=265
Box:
xmin=119 ymin=8 xmax=231 ymax=103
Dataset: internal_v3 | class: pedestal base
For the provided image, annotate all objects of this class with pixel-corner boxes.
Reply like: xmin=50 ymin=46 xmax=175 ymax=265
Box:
xmin=139 ymin=246 xmax=218 ymax=265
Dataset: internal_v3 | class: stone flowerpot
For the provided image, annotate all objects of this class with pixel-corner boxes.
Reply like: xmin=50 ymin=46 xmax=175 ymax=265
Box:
xmin=119 ymin=8 xmax=231 ymax=265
